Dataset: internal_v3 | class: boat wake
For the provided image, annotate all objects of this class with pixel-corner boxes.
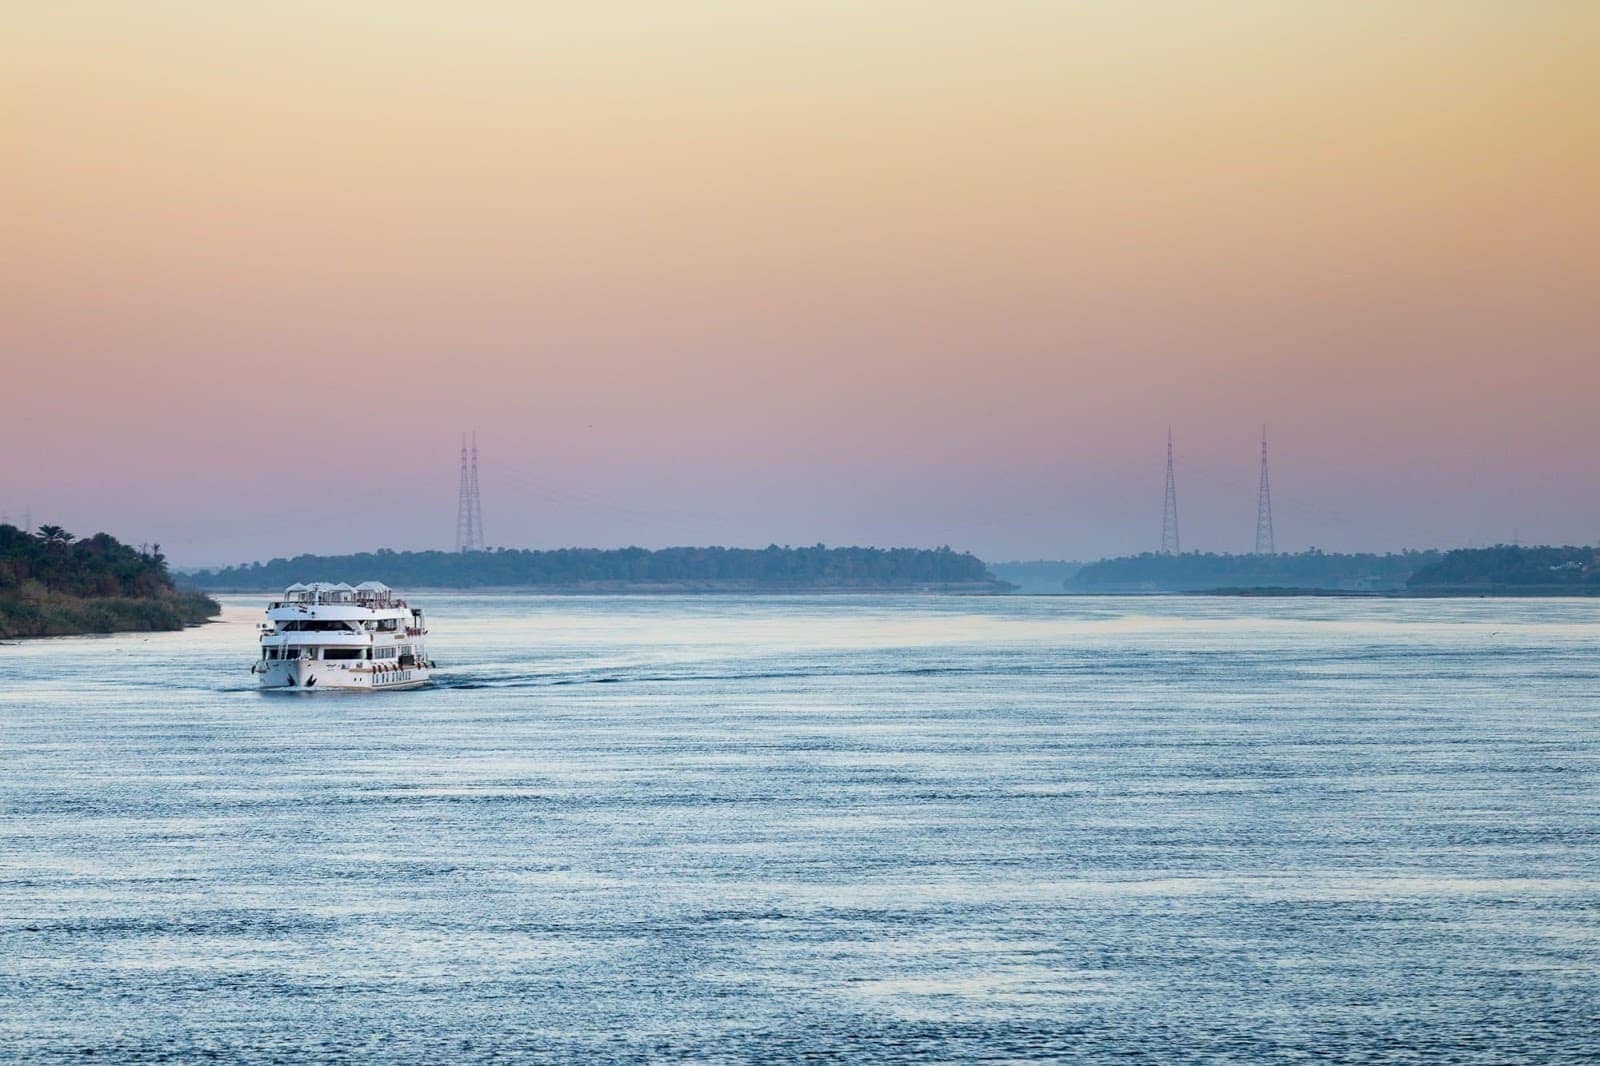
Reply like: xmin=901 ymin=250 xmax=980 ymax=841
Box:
xmin=430 ymin=662 xmax=1010 ymax=691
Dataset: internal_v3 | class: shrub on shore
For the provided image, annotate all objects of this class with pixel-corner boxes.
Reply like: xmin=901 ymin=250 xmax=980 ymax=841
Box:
xmin=0 ymin=591 xmax=219 ymax=639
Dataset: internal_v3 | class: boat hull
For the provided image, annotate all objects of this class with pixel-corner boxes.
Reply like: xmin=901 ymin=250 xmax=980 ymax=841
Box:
xmin=255 ymin=659 xmax=431 ymax=691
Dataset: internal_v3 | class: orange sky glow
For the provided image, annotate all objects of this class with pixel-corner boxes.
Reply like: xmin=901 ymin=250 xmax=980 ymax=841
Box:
xmin=4 ymin=2 xmax=1597 ymax=563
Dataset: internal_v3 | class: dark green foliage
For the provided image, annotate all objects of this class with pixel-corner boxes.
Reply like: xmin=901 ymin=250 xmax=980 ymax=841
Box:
xmin=1407 ymin=545 xmax=1600 ymax=594
xmin=0 ymin=524 xmax=220 ymax=637
xmin=187 ymin=544 xmax=1005 ymax=592
xmin=0 ymin=523 xmax=174 ymax=598
xmin=1073 ymin=550 xmax=1441 ymax=593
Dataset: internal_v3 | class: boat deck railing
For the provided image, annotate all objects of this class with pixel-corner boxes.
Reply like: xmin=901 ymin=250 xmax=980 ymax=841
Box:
xmin=269 ymin=595 xmax=409 ymax=609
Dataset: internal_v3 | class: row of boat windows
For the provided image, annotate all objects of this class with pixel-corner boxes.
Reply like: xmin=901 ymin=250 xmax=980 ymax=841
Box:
xmin=263 ymin=645 xmax=414 ymax=660
xmin=276 ymin=619 xmax=403 ymax=632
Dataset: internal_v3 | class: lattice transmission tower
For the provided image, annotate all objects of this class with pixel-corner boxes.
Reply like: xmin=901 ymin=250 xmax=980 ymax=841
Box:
xmin=469 ymin=433 xmax=485 ymax=550
xmin=455 ymin=432 xmax=485 ymax=552
xmin=1161 ymin=430 xmax=1180 ymax=554
xmin=1254 ymin=427 xmax=1275 ymax=555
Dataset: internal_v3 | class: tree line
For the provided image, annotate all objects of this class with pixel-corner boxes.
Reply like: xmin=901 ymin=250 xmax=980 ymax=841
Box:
xmin=0 ymin=523 xmax=176 ymax=598
xmin=1072 ymin=550 xmax=1442 ymax=592
xmin=1406 ymin=545 xmax=1600 ymax=593
xmin=1070 ymin=545 xmax=1600 ymax=594
xmin=187 ymin=544 xmax=1005 ymax=591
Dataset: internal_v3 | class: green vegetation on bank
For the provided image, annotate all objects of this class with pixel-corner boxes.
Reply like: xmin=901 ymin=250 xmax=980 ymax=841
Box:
xmin=1071 ymin=550 xmax=1442 ymax=593
xmin=0 ymin=524 xmax=220 ymax=638
xmin=1407 ymin=545 xmax=1600 ymax=594
xmin=187 ymin=544 xmax=1010 ymax=592
xmin=1068 ymin=545 xmax=1600 ymax=595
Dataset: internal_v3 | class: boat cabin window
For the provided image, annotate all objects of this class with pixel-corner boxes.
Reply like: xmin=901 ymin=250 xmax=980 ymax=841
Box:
xmin=323 ymin=648 xmax=364 ymax=660
xmin=279 ymin=620 xmax=357 ymax=632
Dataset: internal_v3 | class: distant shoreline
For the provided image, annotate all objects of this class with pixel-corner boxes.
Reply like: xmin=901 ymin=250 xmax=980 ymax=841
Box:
xmin=1046 ymin=586 xmax=1600 ymax=598
xmin=201 ymin=581 xmax=1011 ymax=596
xmin=1206 ymin=587 xmax=1600 ymax=598
xmin=192 ymin=582 xmax=1600 ymax=599
xmin=179 ymin=544 xmax=1600 ymax=599
xmin=183 ymin=545 xmax=1015 ymax=594
xmin=196 ymin=584 xmax=1600 ymax=599
xmin=1060 ymin=545 xmax=1600 ymax=597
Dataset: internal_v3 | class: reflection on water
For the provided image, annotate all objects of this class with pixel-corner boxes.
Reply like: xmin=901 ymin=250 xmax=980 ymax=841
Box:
xmin=3 ymin=594 xmax=1598 ymax=1060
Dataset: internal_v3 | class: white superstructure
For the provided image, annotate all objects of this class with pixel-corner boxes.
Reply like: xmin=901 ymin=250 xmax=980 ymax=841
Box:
xmin=252 ymin=581 xmax=433 ymax=690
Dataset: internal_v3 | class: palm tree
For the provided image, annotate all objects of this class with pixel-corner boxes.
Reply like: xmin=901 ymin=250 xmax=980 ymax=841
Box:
xmin=36 ymin=525 xmax=74 ymax=545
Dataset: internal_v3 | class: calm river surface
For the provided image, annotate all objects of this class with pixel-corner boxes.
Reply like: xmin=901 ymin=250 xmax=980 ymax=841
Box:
xmin=3 ymin=594 xmax=1598 ymax=1061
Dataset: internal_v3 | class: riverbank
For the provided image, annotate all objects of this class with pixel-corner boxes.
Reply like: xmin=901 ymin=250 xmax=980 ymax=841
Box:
xmin=0 ymin=590 xmax=220 ymax=639
xmin=2 ymin=523 xmax=222 ymax=639
xmin=194 ymin=581 xmax=1010 ymax=595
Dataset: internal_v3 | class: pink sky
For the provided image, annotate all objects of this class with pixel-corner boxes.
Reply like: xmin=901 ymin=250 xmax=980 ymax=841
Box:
xmin=4 ymin=2 xmax=1597 ymax=565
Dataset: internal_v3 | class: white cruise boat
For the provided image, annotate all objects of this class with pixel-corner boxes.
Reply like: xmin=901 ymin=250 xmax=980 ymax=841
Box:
xmin=252 ymin=582 xmax=433 ymax=690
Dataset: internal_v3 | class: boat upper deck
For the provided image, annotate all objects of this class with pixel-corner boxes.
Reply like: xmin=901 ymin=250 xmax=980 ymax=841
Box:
xmin=263 ymin=581 xmax=426 ymax=638
xmin=269 ymin=581 xmax=408 ymax=611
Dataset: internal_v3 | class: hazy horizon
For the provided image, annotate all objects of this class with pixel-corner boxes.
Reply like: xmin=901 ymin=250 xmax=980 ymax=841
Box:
xmin=6 ymin=3 xmax=1597 ymax=566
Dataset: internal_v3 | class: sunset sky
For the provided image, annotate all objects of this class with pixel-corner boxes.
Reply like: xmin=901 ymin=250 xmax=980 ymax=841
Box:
xmin=4 ymin=2 xmax=1597 ymax=565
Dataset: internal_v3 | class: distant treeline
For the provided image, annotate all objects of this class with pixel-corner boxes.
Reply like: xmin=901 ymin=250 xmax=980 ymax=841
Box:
xmin=1072 ymin=550 xmax=1441 ymax=593
xmin=187 ymin=544 xmax=1008 ymax=592
xmin=0 ymin=523 xmax=219 ymax=638
xmin=1407 ymin=545 xmax=1600 ymax=594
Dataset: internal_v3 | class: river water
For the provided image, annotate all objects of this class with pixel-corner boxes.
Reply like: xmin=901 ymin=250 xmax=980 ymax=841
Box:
xmin=3 ymin=594 xmax=1598 ymax=1061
